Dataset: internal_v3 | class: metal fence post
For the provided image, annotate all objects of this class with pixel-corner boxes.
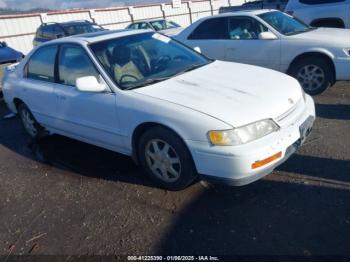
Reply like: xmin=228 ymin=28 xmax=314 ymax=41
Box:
xmin=89 ymin=9 xmax=96 ymax=23
xmin=209 ymin=0 xmax=214 ymax=16
xmin=128 ymin=6 xmax=135 ymax=23
xmin=39 ymin=13 xmax=48 ymax=24
xmin=188 ymin=1 xmax=193 ymax=25
xmin=161 ymin=4 xmax=166 ymax=19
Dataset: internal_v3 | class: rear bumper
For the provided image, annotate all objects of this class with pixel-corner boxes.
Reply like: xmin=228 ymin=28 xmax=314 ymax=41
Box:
xmin=186 ymin=95 xmax=315 ymax=186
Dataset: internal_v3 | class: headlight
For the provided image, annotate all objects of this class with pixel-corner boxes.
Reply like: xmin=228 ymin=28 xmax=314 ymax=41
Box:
xmin=208 ymin=119 xmax=279 ymax=146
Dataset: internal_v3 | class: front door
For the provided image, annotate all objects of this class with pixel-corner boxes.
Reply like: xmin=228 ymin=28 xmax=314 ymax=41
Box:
xmin=54 ymin=44 xmax=124 ymax=150
xmin=224 ymin=16 xmax=281 ymax=71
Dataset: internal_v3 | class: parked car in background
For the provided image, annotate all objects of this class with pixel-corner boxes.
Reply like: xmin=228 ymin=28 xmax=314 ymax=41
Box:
xmin=126 ymin=19 xmax=183 ymax=36
xmin=2 ymin=30 xmax=315 ymax=190
xmin=219 ymin=0 xmax=288 ymax=13
xmin=0 ymin=42 xmax=23 ymax=64
xmin=176 ymin=10 xmax=350 ymax=95
xmin=33 ymin=20 xmax=105 ymax=47
xmin=285 ymin=0 xmax=350 ymax=28
xmin=0 ymin=42 xmax=23 ymax=92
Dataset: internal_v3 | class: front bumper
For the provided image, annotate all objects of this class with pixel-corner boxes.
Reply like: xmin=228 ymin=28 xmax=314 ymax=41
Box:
xmin=334 ymin=57 xmax=350 ymax=80
xmin=186 ymin=95 xmax=316 ymax=186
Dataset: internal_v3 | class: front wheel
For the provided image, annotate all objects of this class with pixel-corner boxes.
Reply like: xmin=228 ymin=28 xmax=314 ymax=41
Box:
xmin=289 ymin=56 xmax=335 ymax=95
xmin=138 ymin=127 xmax=197 ymax=190
xmin=18 ymin=103 xmax=45 ymax=139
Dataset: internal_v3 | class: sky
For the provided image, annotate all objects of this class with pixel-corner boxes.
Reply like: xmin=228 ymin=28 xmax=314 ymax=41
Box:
xmin=0 ymin=0 xmax=169 ymax=10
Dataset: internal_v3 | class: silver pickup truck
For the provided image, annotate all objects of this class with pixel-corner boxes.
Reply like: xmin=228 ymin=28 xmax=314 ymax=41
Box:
xmin=219 ymin=0 xmax=288 ymax=13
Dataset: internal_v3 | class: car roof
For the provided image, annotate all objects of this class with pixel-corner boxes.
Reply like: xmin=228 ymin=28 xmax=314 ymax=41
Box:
xmin=42 ymin=20 xmax=95 ymax=27
xmin=131 ymin=18 xmax=168 ymax=24
xmin=216 ymin=9 xmax=277 ymax=17
xmin=41 ymin=29 xmax=154 ymax=45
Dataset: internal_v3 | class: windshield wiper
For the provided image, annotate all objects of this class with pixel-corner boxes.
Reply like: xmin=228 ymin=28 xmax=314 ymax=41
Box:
xmin=182 ymin=63 xmax=205 ymax=73
xmin=285 ymin=27 xmax=316 ymax=36
xmin=123 ymin=76 xmax=170 ymax=90
xmin=123 ymin=63 xmax=206 ymax=90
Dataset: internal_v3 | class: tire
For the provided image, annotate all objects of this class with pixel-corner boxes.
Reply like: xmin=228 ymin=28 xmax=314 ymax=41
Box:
xmin=138 ymin=126 xmax=197 ymax=191
xmin=18 ymin=103 xmax=46 ymax=139
xmin=289 ymin=56 xmax=335 ymax=96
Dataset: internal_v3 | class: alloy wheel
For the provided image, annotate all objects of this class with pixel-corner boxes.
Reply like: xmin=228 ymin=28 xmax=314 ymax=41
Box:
xmin=297 ymin=64 xmax=325 ymax=92
xmin=145 ymin=139 xmax=181 ymax=183
xmin=20 ymin=108 xmax=38 ymax=137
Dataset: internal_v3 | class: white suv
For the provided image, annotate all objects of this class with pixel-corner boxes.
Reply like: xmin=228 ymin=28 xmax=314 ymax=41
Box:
xmin=285 ymin=0 xmax=350 ymax=28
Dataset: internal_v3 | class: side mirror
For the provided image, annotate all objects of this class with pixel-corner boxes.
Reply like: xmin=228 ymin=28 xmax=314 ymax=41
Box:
xmin=258 ymin=31 xmax=278 ymax=40
xmin=76 ymin=76 xmax=106 ymax=93
xmin=194 ymin=46 xmax=202 ymax=53
xmin=0 ymin=41 xmax=7 ymax=47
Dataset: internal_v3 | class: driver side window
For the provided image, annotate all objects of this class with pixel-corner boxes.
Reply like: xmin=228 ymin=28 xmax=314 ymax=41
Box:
xmin=228 ymin=17 xmax=268 ymax=40
xmin=58 ymin=45 xmax=100 ymax=86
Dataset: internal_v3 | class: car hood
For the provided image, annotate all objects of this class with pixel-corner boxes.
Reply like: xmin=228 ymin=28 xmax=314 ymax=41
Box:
xmin=291 ymin=27 xmax=350 ymax=45
xmin=0 ymin=46 xmax=23 ymax=63
xmin=133 ymin=61 xmax=303 ymax=127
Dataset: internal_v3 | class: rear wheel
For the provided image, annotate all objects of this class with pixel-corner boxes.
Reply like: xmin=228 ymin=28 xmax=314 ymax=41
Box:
xmin=18 ymin=103 xmax=46 ymax=139
xmin=289 ymin=56 xmax=334 ymax=95
xmin=138 ymin=127 xmax=197 ymax=190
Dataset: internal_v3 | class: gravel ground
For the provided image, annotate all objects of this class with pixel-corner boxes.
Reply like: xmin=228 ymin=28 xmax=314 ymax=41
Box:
xmin=0 ymin=81 xmax=349 ymax=256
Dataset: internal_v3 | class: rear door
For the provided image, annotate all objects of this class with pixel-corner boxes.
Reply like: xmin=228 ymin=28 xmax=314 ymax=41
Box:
xmin=19 ymin=44 xmax=58 ymax=126
xmin=184 ymin=17 xmax=229 ymax=60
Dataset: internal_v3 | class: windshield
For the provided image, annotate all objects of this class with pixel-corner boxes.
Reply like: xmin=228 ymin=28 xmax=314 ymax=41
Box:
xmin=89 ymin=32 xmax=210 ymax=90
xmin=63 ymin=23 xmax=104 ymax=36
xmin=150 ymin=20 xmax=181 ymax=31
xmin=259 ymin=11 xmax=314 ymax=35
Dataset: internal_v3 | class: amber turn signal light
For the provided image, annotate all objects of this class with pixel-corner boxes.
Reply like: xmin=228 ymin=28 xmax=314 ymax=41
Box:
xmin=251 ymin=152 xmax=282 ymax=169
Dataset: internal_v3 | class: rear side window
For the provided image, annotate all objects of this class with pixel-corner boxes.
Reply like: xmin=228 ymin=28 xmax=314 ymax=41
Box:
xmin=62 ymin=23 xmax=102 ymax=36
xmin=128 ymin=23 xmax=138 ymax=29
xmin=299 ymin=0 xmax=345 ymax=4
xmin=58 ymin=45 xmax=99 ymax=86
xmin=52 ymin=25 xmax=65 ymax=38
xmin=36 ymin=27 xmax=43 ymax=38
xmin=26 ymin=45 xmax=57 ymax=82
xmin=189 ymin=18 xmax=228 ymax=40
xmin=139 ymin=22 xmax=152 ymax=30
xmin=41 ymin=25 xmax=55 ymax=39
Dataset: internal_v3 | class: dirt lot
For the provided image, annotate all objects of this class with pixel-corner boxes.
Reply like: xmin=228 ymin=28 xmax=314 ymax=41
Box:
xmin=0 ymin=81 xmax=349 ymax=256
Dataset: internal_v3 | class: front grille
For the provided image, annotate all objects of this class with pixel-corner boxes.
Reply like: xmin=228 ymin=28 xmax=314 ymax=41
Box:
xmin=275 ymin=99 xmax=305 ymax=127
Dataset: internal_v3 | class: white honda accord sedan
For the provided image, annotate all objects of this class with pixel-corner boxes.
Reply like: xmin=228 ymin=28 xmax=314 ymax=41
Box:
xmin=2 ymin=30 xmax=315 ymax=190
xmin=176 ymin=10 xmax=350 ymax=95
